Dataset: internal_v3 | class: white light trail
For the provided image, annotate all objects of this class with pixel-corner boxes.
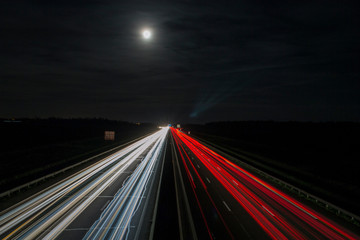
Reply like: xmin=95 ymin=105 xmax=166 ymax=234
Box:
xmin=83 ymin=128 xmax=167 ymax=240
xmin=0 ymin=128 xmax=169 ymax=240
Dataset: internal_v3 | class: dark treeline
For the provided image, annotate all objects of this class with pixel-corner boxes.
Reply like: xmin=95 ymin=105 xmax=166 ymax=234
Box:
xmin=0 ymin=118 xmax=158 ymax=192
xmin=184 ymin=121 xmax=360 ymax=155
xmin=1 ymin=118 xmax=156 ymax=152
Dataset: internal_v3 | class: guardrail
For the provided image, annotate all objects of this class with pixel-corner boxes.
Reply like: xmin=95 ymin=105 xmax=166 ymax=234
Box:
xmin=0 ymin=133 xmax=154 ymax=199
xmin=194 ymin=136 xmax=360 ymax=227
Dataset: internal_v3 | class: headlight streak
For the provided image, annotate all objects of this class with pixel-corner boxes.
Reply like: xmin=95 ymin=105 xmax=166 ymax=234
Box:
xmin=1 ymin=133 xmax=155 ymax=229
xmin=0 ymin=128 xmax=168 ymax=240
xmin=83 ymin=129 xmax=167 ymax=240
xmin=171 ymin=128 xmax=359 ymax=240
xmin=27 ymin=137 xmax=157 ymax=239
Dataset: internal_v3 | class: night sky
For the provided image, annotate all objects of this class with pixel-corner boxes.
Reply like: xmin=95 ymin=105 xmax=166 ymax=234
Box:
xmin=1 ymin=0 xmax=359 ymax=123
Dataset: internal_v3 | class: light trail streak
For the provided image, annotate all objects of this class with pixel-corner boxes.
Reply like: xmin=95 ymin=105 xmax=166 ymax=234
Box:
xmin=83 ymin=129 xmax=167 ymax=240
xmin=0 ymin=128 xmax=168 ymax=240
xmin=171 ymin=128 xmax=359 ymax=240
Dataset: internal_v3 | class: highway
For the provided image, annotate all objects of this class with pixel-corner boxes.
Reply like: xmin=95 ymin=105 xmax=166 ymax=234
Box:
xmin=0 ymin=127 xmax=168 ymax=240
xmin=170 ymin=127 xmax=359 ymax=240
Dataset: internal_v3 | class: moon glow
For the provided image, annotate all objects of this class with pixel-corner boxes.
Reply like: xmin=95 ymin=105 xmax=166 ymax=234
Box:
xmin=142 ymin=30 xmax=151 ymax=39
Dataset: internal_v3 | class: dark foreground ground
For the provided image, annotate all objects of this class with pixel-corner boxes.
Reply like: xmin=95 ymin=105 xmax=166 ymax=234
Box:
xmin=0 ymin=118 xmax=157 ymax=192
xmin=182 ymin=121 xmax=360 ymax=217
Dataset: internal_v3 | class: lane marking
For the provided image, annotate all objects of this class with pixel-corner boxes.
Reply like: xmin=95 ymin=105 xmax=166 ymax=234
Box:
xmin=190 ymin=174 xmax=195 ymax=185
xmin=206 ymin=178 xmax=211 ymax=183
xmin=223 ymin=201 xmax=231 ymax=212
xmin=100 ymin=200 xmax=110 ymax=211
xmin=64 ymin=228 xmax=89 ymax=231
xmin=197 ymin=164 xmax=200 ymax=169
xmin=232 ymin=180 xmax=238 ymax=186
xmin=65 ymin=226 xmax=136 ymax=231
xmin=122 ymin=175 xmax=130 ymax=187
xmin=127 ymin=195 xmax=146 ymax=199
xmin=262 ymin=205 xmax=275 ymax=217
xmin=240 ymin=224 xmax=252 ymax=239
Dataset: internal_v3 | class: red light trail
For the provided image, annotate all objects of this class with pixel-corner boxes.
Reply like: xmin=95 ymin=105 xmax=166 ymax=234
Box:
xmin=171 ymin=127 xmax=359 ymax=240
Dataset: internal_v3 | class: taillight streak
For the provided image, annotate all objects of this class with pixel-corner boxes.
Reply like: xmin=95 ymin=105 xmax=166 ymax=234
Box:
xmin=173 ymin=129 xmax=358 ymax=240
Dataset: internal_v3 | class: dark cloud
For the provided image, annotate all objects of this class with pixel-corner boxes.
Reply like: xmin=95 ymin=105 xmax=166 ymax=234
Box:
xmin=1 ymin=0 xmax=359 ymax=123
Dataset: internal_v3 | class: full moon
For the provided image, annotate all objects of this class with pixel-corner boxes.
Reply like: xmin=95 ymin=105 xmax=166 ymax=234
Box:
xmin=142 ymin=30 xmax=151 ymax=39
